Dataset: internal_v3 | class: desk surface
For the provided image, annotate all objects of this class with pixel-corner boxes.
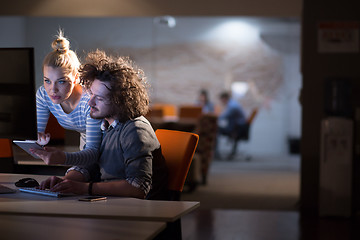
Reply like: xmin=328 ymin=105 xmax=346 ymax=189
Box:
xmin=1 ymin=214 xmax=166 ymax=240
xmin=0 ymin=174 xmax=200 ymax=222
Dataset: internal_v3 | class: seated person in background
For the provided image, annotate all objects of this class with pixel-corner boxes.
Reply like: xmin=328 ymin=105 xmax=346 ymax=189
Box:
xmin=196 ymin=89 xmax=215 ymax=114
xmin=216 ymin=91 xmax=247 ymax=159
xmin=35 ymin=50 xmax=169 ymax=200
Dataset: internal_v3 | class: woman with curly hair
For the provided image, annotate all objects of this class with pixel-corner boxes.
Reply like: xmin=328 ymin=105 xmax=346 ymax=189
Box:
xmin=38 ymin=50 xmax=169 ymax=200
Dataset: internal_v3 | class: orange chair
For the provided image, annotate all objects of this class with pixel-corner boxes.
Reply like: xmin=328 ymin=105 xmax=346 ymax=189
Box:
xmin=145 ymin=108 xmax=164 ymax=119
xmin=247 ymin=108 xmax=258 ymax=125
xmin=152 ymin=103 xmax=177 ymax=118
xmin=45 ymin=113 xmax=65 ymax=144
xmin=0 ymin=139 xmax=13 ymax=158
xmin=155 ymin=129 xmax=199 ymax=239
xmin=155 ymin=129 xmax=199 ymax=201
xmin=178 ymin=105 xmax=203 ymax=120
xmin=0 ymin=139 xmax=14 ymax=172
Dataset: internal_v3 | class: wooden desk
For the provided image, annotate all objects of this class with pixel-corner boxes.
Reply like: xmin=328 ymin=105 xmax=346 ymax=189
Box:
xmin=0 ymin=214 xmax=166 ymax=240
xmin=0 ymin=174 xmax=200 ymax=222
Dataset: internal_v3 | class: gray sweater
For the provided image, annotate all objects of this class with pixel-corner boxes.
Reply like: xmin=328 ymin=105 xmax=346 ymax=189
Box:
xmin=88 ymin=116 xmax=169 ymax=200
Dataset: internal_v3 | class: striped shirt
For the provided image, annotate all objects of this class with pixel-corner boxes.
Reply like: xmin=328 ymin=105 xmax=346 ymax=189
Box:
xmin=36 ymin=86 xmax=102 ymax=166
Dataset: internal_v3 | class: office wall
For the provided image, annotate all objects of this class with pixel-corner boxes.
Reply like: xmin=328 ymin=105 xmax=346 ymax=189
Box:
xmin=1 ymin=0 xmax=302 ymax=17
xmin=0 ymin=16 xmax=301 ymax=156
xmin=301 ymin=0 xmax=360 ymax=215
xmin=0 ymin=17 xmax=26 ymax=46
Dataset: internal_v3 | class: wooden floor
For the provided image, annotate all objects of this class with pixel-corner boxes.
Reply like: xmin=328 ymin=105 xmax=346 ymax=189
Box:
xmin=181 ymin=209 xmax=360 ymax=240
xmin=182 ymin=209 xmax=298 ymax=240
xmin=180 ymin=152 xmax=360 ymax=240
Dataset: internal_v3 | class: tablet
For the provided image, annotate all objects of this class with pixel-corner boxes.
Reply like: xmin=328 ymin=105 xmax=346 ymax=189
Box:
xmin=13 ymin=140 xmax=43 ymax=159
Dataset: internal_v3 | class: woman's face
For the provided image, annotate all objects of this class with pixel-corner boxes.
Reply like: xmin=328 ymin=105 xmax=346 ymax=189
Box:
xmin=43 ymin=66 xmax=77 ymax=104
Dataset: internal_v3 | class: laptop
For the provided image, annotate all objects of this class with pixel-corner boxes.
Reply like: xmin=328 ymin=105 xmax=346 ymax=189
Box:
xmin=0 ymin=184 xmax=16 ymax=193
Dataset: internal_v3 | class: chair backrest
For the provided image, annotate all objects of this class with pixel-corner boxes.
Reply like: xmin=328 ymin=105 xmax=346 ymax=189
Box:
xmin=155 ymin=129 xmax=199 ymax=194
xmin=152 ymin=103 xmax=177 ymax=117
xmin=45 ymin=113 xmax=65 ymax=141
xmin=0 ymin=139 xmax=13 ymax=158
xmin=178 ymin=105 xmax=203 ymax=120
xmin=0 ymin=138 xmax=15 ymax=173
xmin=145 ymin=108 xmax=164 ymax=119
xmin=247 ymin=108 xmax=258 ymax=124
xmin=194 ymin=114 xmax=218 ymax=184
xmin=234 ymin=108 xmax=258 ymax=141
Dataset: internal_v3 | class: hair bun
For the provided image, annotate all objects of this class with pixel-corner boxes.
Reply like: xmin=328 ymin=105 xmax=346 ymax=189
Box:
xmin=51 ymin=36 xmax=70 ymax=54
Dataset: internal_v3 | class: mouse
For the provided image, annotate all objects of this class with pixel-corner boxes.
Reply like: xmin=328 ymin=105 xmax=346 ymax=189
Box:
xmin=15 ymin=178 xmax=40 ymax=188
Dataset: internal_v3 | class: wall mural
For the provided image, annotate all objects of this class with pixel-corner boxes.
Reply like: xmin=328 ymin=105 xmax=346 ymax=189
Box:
xmin=108 ymin=37 xmax=283 ymax=113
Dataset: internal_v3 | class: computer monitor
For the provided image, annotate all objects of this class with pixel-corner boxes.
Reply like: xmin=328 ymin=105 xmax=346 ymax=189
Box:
xmin=0 ymin=48 xmax=37 ymax=140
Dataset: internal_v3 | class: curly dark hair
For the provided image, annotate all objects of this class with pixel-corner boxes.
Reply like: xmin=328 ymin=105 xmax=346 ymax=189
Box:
xmin=79 ymin=50 xmax=149 ymax=122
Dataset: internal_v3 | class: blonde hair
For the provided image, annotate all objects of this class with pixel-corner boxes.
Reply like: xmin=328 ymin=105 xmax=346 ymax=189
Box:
xmin=43 ymin=30 xmax=80 ymax=79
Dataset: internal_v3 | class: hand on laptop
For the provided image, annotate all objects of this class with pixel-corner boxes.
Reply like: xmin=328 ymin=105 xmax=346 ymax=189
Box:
xmin=40 ymin=176 xmax=87 ymax=195
xmin=39 ymin=176 xmax=63 ymax=190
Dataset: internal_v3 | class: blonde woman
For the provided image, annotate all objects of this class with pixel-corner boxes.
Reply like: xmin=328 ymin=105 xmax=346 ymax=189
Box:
xmin=34 ymin=30 xmax=102 ymax=173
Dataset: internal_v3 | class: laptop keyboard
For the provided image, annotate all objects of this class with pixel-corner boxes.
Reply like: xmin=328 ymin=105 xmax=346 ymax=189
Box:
xmin=19 ymin=187 xmax=65 ymax=198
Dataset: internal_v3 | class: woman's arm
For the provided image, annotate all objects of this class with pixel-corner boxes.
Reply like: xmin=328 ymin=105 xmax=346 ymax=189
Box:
xmin=64 ymin=116 xmax=102 ymax=166
xmin=36 ymin=87 xmax=50 ymax=134
xmin=63 ymin=96 xmax=103 ymax=166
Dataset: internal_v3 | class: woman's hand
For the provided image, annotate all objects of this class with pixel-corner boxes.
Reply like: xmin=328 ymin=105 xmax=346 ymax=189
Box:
xmin=37 ymin=132 xmax=51 ymax=146
xmin=30 ymin=146 xmax=66 ymax=165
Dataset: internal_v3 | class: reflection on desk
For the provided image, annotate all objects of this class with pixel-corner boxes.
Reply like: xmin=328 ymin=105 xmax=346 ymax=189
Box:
xmin=0 ymin=214 xmax=166 ymax=240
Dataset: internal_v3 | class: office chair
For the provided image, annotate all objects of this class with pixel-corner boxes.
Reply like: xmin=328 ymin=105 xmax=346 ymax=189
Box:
xmin=0 ymin=139 xmax=13 ymax=158
xmin=155 ymin=129 xmax=199 ymax=240
xmin=193 ymin=114 xmax=218 ymax=186
xmin=45 ymin=113 xmax=65 ymax=145
xmin=145 ymin=108 xmax=164 ymax=119
xmin=152 ymin=103 xmax=177 ymax=118
xmin=228 ymin=108 xmax=258 ymax=160
xmin=155 ymin=129 xmax=199 ymax=201
xmin=0 ymin=139 xmax=14 ymax=173
xmin=178 ymin=105 xmax=203 ymax=120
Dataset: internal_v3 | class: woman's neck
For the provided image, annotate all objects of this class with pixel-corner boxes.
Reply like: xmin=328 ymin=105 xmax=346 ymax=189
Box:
xmin=60 ymin=85 xmax=83 ymax=114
